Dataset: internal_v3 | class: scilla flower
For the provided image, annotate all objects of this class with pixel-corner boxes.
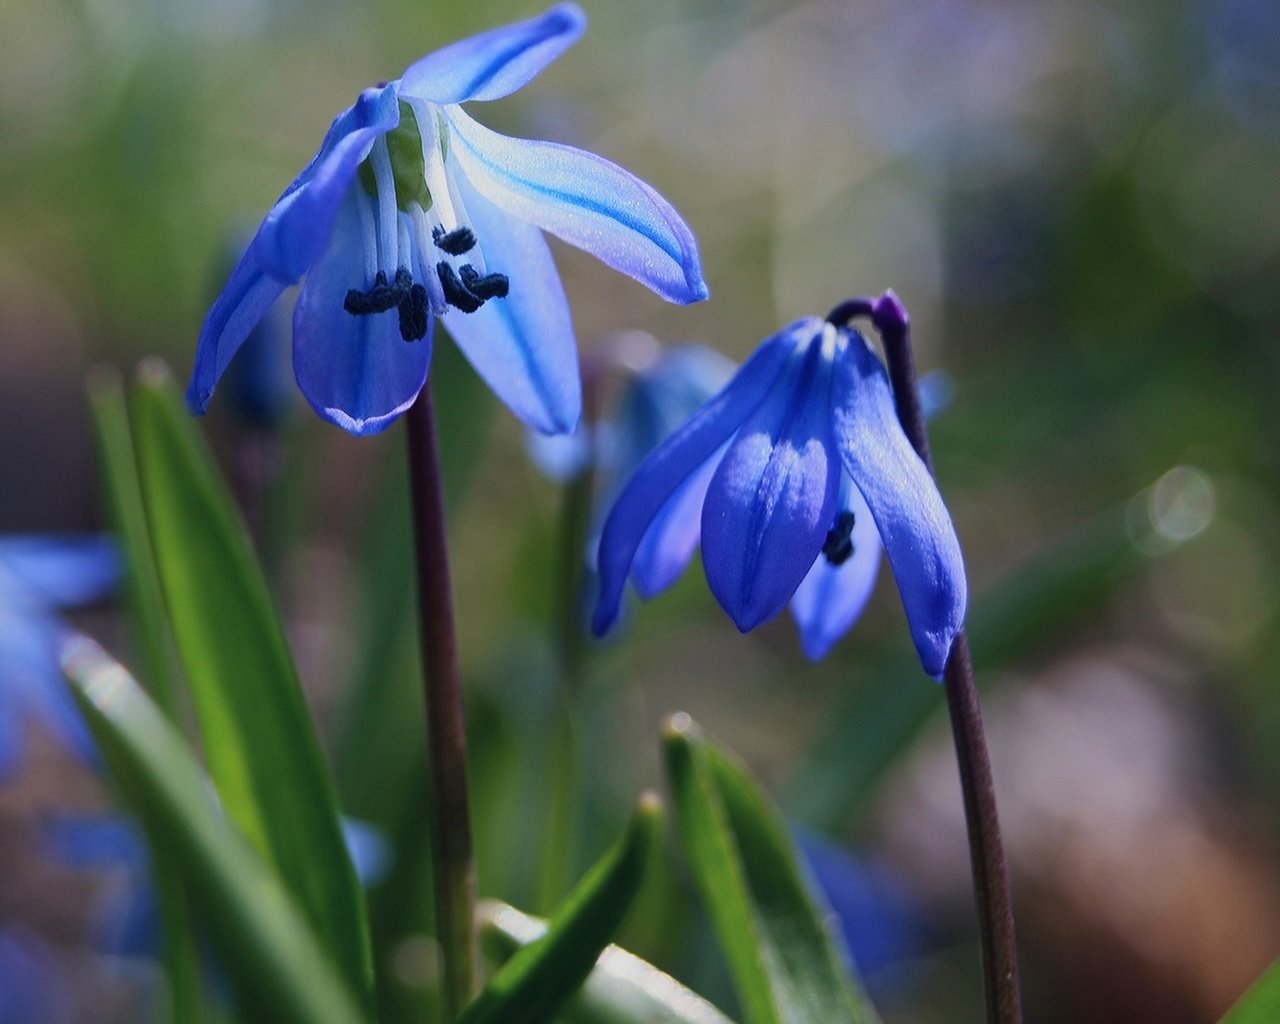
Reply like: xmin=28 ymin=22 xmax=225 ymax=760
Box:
xmin=188 ymin=3 xmax=706 ymax=436
xmin=592 ymin=315 xmax=965 ymax=677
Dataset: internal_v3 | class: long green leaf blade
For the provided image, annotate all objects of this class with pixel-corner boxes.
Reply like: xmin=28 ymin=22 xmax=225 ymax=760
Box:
xmin=665 ymin=715 xmax=879 ymax=1024
xmin=1222 ymin=959 xmax=1280 ymax=1023
xmin=128 ymin=361 xmax=371 ymax=1002
xmin=460 ymin=794 xmax=663 ymax=1024
xmin=480 ymin=900 xmax=735 ymax=1024
xmin=63 ymin=638 xmax=366 ymax=1024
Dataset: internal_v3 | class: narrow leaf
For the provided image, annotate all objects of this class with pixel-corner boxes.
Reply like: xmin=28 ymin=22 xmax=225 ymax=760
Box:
xmin=128 ymin=360 xmax=371 ymax=1002
xmin=480 ymin=900 xmax=735 ymax=1024
xmin=1222 ymin=958 xmax=1280 ymax=1023
xmin=63 ymin=637 xmax=366 ymax=1024
xmin=664 ymin=715 xmax=879 ymax=1024
xmin=460 ymin=793 xmax=663 ymax=1024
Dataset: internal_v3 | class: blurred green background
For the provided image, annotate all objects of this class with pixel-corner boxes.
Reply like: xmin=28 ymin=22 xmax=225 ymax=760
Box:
xmin=2 ymin=0 xmax=1280 ymax=1021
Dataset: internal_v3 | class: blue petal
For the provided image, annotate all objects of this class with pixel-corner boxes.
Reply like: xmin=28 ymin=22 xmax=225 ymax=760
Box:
xmin=187 ymin=259 xmax=286 ymax=416
xmin=292 ymin=193 xmax=432 ymax=435
xmin=0 ymin=614 xmax=96 ymax=764
xmin=630 ymin=447 xmax=721 ymax=599
xmin=592 ymin=332 xmax=795 ymax=635
xmin=441 ymin=171 xmax=581 ymax=434
xmin=400 ymin=3 xmax=586 ymax=105
xmin=702 ymin=327 xmax=840 ymax=632
xmin=448 ymin=109 xmax=708 ymax=304
xmin=187 ymin=85 xmax=399 ymax=418
xmin=789 ymin=478 xmax=881 ymax=660
xmin=0 ymin=702 xmax=22 ymax=782
xmin=45 ymin=814 xmax=147 ymax=870
xmin=0 ymin=535 xmax=118 ymax=608
xmin=256 ymin=85 xmax=401 ymax=282
xmin=830 ymin=329 xmax=967 ymax=678
xmin=341 ymin=818 xmax=393 ymax=887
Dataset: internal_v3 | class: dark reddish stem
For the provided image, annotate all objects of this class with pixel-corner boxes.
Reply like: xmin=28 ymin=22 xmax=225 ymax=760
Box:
xmin=830 ymin=291 xmax=1022 ymax=1024
xmin=405 ymin=385 xmax=478 ymax=1019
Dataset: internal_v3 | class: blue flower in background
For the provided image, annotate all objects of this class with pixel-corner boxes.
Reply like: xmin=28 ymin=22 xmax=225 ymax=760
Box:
xmin=188 ymin=3 xmax=707 ymax=437
xmin=0 ymin=536 xmax=118 ymax=777
xmin=0 ymin=926 xmax=71 ymax=1024
xmin=47 ymin=813 xmax=391 ymax=960
xmin=592 ymin=316 xmax=965 ymax=677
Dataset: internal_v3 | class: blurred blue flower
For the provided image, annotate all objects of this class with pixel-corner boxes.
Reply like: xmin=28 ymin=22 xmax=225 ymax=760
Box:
xmin=592 ymin=316 xmax=965 ymax=676
xmin=188 ymin=3 xmax=707 ymax=437
xmin=796 ymin=829 xmax=924 ymax=985
xmin=47 ymin=813 xmax=392 ymax=960
xmin=0 ymin=926 xmax=71 ymax=1024
xmin=0 ymin=536 xmax=118 ymax=777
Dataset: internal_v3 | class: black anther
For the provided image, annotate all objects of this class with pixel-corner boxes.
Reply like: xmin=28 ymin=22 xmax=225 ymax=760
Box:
xmin=822 ymin=510 xmax=857 ymax=566
xmin=344 ymin=267 xmax=413 ymax=315
xmin=397 ymin=283 xmax=430 ymax=342
xmin=459 ymin=264 xmax=509 ymax=301
xmin=436 ymin=262 xmax=483 ymax=313
xmin=432 ymin=226 xmax=477 ymax=256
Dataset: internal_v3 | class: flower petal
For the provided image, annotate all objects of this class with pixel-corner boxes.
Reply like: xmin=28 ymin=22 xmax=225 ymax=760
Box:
xmin=0 ymin=536 xmax=119 ymax=609
xmin=448 ymin=109 xmax=708 ymax=304
xmin=187 ymin=85 xmax=400 ymax=417
xmin=592 ymin=332 xmax=796 ymax=635
xmin=631 ymin=446 xmax=722 ymax=599
xmin=292 ymin=194 xmax=432 ymax=435
xmin=401 ymin=3 xmax=586 ymax=105
xmin=702 ymin=331 xmax=841 ymax=632
xmin=187 ymin=258 xmax=286 ymax=416
xmin=830 ymin=330 xmax=966 ymax=677
xmin=441 ymin=172 xmax=580 ymax=433
xmin=256 ymin=85 xmax=401 ymax=282
xmin=789 ymin=479 xmax=882 ymax=661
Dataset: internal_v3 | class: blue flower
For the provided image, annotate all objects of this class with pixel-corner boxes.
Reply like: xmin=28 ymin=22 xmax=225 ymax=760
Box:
xmin=188 ymin=3 xmax=707 ymax=437
xmin=592 ymin=316 xmax=966 ymax=677
xmin=0 ymin=536 xmax=118 ymax=777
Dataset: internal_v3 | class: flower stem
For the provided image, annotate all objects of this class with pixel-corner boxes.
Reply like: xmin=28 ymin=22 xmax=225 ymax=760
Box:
xmin=405 ymin=384 xmax=479 ymax=1020
xmin=836 ymin=291 xmax=1022 ymax=1024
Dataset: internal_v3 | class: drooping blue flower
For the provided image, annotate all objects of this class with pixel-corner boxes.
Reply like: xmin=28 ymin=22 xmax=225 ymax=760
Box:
xmin=0 ymin=536 xmax=118 ymax=777
xmin=188 ymin=3 xmax=707 ymax=437
xmin=592 ymin=315 xmax=966 ymax=677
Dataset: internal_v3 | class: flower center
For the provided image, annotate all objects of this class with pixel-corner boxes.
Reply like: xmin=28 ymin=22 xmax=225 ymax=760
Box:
xmin=347 ymin=99 xmax=509 ymax=341
xmin=822 ymin=509 xmax=857 ymax=565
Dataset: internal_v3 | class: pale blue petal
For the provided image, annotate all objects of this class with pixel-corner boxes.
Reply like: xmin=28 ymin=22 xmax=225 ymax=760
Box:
xmin=830 ymin=330 xmax=966 ymax=678
xmin=401 ymin=3 xmax=586 ymax=105
xmin=448 ymin=109 xmax=708 ymax=304
xmin=702 ymin=332 xmax=840 ymax=632
xmin=0 ymin=615 xmax=96 ymax=764
xmin=592 ymin=332 xmax=796 ymax=635
xmin=630 ymin=447 xmax=721 ymax=599
xmin=441 ymin=172 xmax=580 ymax=434
xmin=790 ymin=479 xmax=882 ymax=661
xmin=256 ymin=86 xmax=400 ymax=282
xmin=187 ymin=85 xmax=400 ymax=418
xmin=341 ymin=818 xmax=392 ymax=887
xmin=187 ymin=259 xmax=286 ymax=415
xmin=292 ymin=194 xmax=432 ymax=436
xmin=0 ymin=536 xmax=118 ymax=609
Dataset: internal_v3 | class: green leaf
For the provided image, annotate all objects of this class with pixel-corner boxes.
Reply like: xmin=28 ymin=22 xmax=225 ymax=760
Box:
xmin=664 ymin=715 xmax=880 ymax=1024
xmin=128 ymin=361 xmax=371 ymax=1003
xmin=1222 ymin=959 xmax=1280 ymax=1023
xmin=480 ymin=900 xmax=735 ymax=1024
xmin=63 ymin=638 xmax=367 ymax=1024
xmin=460 ymin=793 xmax=664 ymax=1024
xmin=86 ymin=367 xmax=182 ymax=716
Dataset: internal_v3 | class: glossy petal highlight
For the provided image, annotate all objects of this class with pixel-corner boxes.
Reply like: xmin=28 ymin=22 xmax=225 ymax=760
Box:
xmin=702 ymin=337 xmax=840 ymax=631
xmin=292 ymin=195 xmax=432 ymax=435
xmin=592 ymin=336 xmax=794 ymax=634
xmin=401 ymin=4 xmax=586 ymax=105
xmin=831 ymin=330 xmax=966 ymax=677
xmin=449 ymin=109 xmax=708 ymax=304
xmin=441 ymin=174 xmax=580 ymax=434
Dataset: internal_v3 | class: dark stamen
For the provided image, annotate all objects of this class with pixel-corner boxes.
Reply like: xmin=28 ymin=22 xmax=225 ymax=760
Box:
xmin=822 ymin=510 xmax=857 ymax=566
xmin=344 ymin=267 xmax=413 ymax=315
xmin=432 ymin=226 xmax=477 ymax=256
xmin=459 ymin=264 xmax=509 ymax=301
xmin=436 ymin=262 xmax=483 ymax=313
xmin=398 ymin=283 xmax=430 ymax=342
